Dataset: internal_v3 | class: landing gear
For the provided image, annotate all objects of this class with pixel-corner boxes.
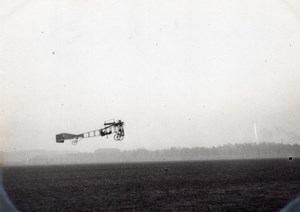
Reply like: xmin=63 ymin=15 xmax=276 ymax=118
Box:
xmin=114 ymin=127 xmax=124 ymax=141
xmin=114 ymin=133 xmax=124 ymax=141
xmin=72 ymin=137 xmax=82 ymax=145
xmin=72 ymin=138 xmax=79 ymax=146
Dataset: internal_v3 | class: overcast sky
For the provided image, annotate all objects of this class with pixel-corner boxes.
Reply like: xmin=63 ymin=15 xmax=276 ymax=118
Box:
xmin=1 ymin=0 xmax=300 ymax=152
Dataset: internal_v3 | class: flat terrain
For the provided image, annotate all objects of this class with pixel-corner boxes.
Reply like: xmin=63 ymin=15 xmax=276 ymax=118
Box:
xmin=3 ymin=159 xmax=300 ymax=211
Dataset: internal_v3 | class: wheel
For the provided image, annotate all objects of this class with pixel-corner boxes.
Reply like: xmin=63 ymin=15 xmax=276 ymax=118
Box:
xmin=114 ymin=134 xmax=121 ymax=141
xmin=114 ymin=134 xmax=124 ymax=141
xmin=72 ymin=139 xmax=79 ymax=145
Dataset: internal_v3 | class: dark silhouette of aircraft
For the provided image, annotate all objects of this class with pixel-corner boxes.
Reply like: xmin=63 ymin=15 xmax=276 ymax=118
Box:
xmin=56 ymin=119 xmax=124 ymax=145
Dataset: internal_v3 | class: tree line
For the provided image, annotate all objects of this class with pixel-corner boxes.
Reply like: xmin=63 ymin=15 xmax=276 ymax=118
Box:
xmin=7 ymin=142 xmax=297 ymax=165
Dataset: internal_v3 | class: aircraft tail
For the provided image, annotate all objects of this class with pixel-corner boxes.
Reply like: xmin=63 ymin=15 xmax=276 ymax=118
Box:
xmin=56 ymin=133 xmax=78 ymax=143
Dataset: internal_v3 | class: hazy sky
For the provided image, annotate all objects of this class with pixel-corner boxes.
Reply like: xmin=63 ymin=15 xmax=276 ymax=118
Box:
xmin=1 ymin=0 xmax=300 ymax=152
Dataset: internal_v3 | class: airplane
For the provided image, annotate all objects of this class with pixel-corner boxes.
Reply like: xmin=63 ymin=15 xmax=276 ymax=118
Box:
xmin=56 ymin=119 xmax=124 ymax=145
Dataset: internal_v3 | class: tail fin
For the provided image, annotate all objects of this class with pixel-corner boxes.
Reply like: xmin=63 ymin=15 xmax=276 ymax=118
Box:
xmin=56 ymin=133 xmax=78 ymax=143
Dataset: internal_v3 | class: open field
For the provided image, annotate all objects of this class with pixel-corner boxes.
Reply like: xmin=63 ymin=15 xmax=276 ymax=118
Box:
xmin=3 ymin=158 xmax=300 ymax=211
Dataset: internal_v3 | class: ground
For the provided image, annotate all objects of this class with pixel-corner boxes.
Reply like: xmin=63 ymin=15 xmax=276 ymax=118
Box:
xmin=3 ymin=158 xmax=300 ymax=211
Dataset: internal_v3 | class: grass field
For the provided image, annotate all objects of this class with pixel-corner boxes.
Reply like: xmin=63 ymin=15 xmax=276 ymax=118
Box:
xmin=3 ymin=158 xmax=300 ymax=211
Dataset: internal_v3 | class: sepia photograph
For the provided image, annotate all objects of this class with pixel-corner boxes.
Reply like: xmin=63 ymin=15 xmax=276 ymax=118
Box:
xmin=1 ymin=0 xmax=300 ymax=211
